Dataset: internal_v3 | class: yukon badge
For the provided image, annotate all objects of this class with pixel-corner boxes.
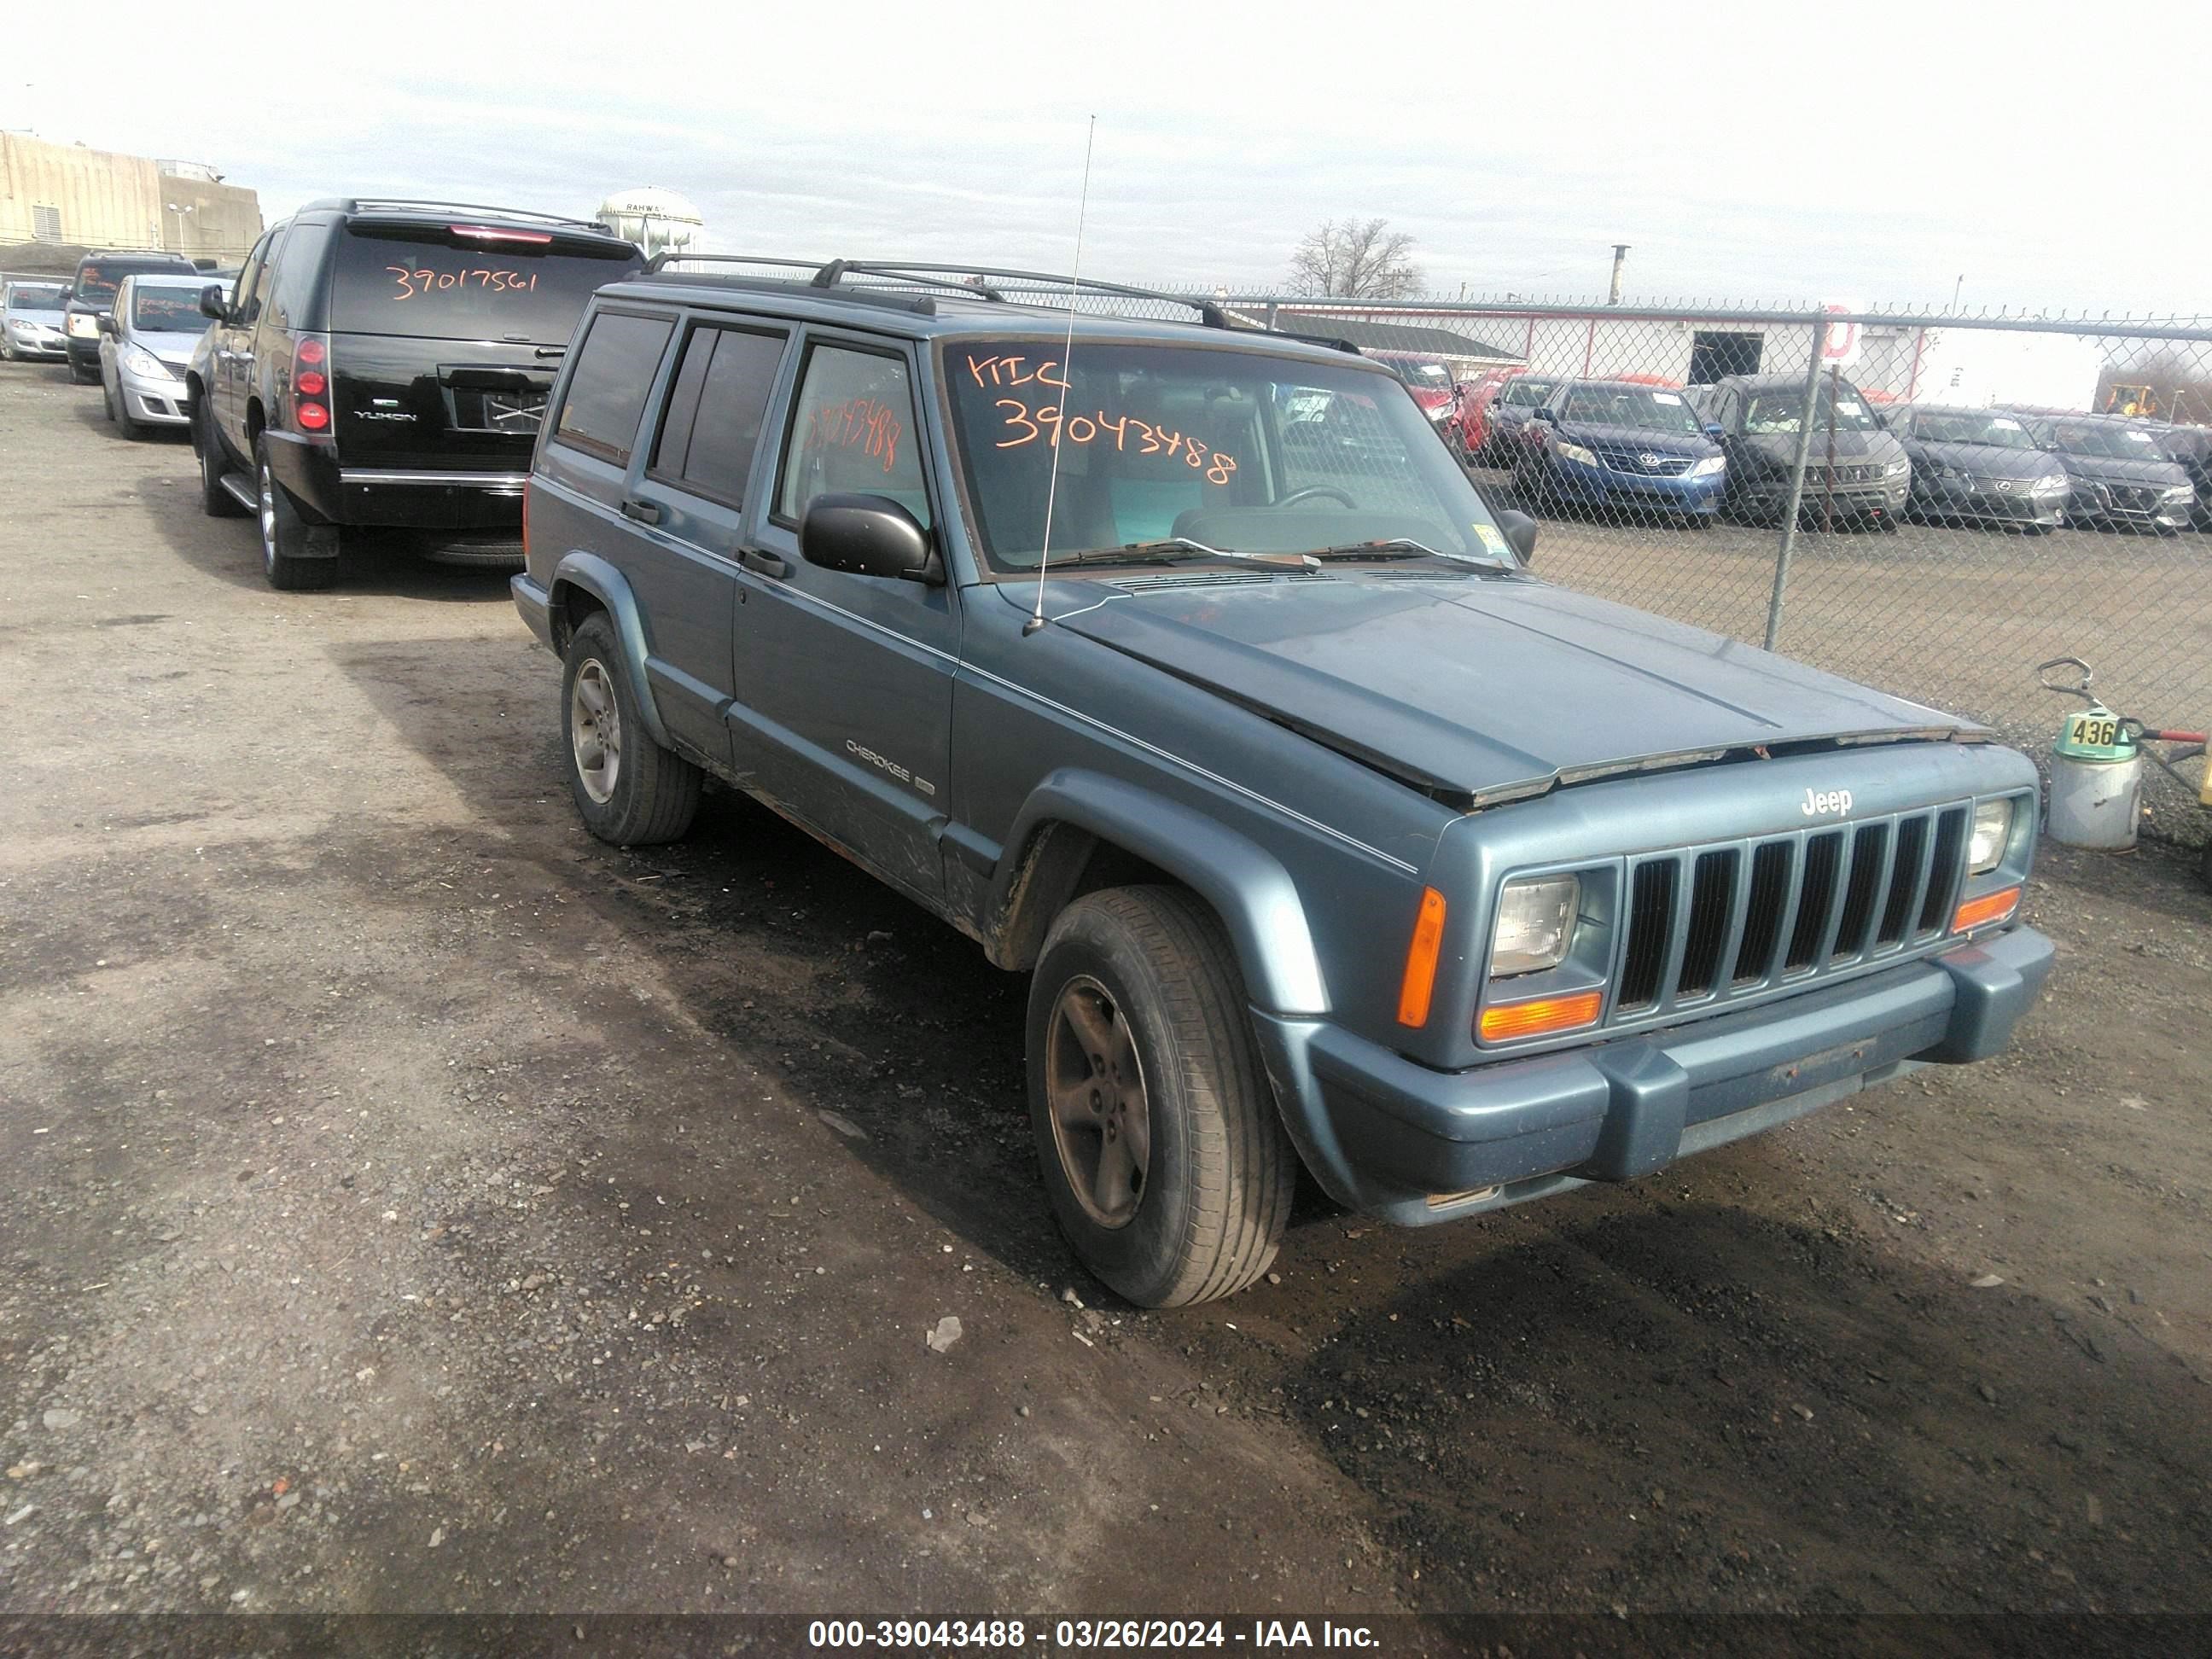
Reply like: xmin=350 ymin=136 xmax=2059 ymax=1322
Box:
xmin=1801 ymin=787 xmax=1854 ymax=818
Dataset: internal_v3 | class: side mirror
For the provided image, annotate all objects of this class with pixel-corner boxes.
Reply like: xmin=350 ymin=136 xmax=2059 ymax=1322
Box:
xmin=800 ymin=492 xmax=942 ymax=585
xmin=1703 ymin=422 xmax=1726 ymax=439
xmin=96 ymin=313 xmax=119 ymax=336
xmin=1533 ymin=407 xmax=1557 ymax=425
xmin=1494 ymin=508 xmax=1539 ymax=565
xmin=199 ymin=284 xmax=228 ymax=323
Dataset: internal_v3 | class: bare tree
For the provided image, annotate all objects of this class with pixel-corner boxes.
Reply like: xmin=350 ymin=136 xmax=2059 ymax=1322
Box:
xmin=1288 ymin=218 xmax=1423 ymax=300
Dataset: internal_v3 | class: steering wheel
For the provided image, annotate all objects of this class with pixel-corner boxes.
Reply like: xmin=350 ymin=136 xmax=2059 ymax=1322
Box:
xmin=1276 ymin=485 xmax=1356 ymax=509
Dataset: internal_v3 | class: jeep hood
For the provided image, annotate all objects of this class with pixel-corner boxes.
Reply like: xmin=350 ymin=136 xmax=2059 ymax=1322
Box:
xmin=1051 ymin=575 xmax=1983 ymax=807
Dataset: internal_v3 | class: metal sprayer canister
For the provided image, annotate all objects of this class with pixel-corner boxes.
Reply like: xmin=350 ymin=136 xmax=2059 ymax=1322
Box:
xmin=2047 ymin=701 xmax=2142 ymax=850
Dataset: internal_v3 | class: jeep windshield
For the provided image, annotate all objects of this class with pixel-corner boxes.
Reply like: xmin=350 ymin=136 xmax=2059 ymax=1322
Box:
xmin=941 ymin=340 xmax=1514 ymax=572
xmin=1744 ymin=386 xmax=1883 ymax=434
xmin=329 ymin=224 xmax=644 ymax=344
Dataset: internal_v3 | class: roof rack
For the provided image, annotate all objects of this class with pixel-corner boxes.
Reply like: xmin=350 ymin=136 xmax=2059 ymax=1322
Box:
xmin=333 ymin=199 xmax=615 ymax=234
xmin=632 ymin=254 xmax=1362 ymax=352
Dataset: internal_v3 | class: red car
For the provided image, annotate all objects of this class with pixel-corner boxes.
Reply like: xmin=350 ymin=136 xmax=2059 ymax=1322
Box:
xmin=1447 ymin=369 xmax=1553 ymax=464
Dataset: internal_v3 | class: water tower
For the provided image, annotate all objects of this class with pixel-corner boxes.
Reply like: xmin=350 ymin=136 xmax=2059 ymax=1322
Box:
xmin=595 ymin=188 xmax=705 ymax=259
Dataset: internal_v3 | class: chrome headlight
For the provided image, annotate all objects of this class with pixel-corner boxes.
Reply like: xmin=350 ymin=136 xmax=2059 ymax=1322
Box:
xmin=1884 ymin=458 xmax=1911 ymax=477
xmin=1427 ymin=403 xmax=1452 ymax=422
xmin=1689 ymin=455 xmax=1726 ymax=477
xmin=1490 ymin=876 xmax=1580 ymax=977
xmin=2031 ymin=472 xmax=2069 ymax=493
xmin=2163 ymin=483 xmax=2196 ymax=500
xmin=1556 ymin=441 xmax=1598 ymax=468
xmin=1968 ymin=800 xmax=2014 ymax=875
xmin=67 ymin=311 xmax=98 ymax=338
xmin=120 ymin=345 xmax=170 ymax=379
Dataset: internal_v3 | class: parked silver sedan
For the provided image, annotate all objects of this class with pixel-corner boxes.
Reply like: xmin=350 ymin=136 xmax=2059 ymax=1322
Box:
xmin=97 ymin=275 xmax=218 ymax=438
xmin=2 ymin=280 xmax=69 ymax=361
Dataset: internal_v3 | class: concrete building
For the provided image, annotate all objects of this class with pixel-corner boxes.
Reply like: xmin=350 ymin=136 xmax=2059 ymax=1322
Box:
xmin=0 ymin=133 xmax=261 ymax=262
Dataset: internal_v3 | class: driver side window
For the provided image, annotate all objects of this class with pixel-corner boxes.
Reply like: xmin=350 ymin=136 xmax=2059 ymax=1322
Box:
xmin=776 ymin=344 xmax=933 ymax=532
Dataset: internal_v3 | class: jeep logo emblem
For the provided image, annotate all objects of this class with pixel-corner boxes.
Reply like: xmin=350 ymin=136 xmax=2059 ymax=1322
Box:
xmin=1801 ymin=788 xmax=1854 ymax=818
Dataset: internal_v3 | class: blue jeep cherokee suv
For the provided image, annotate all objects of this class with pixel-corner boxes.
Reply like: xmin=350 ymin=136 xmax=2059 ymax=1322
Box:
xmin=512 ymin=258 xmax=2054 ymax=1307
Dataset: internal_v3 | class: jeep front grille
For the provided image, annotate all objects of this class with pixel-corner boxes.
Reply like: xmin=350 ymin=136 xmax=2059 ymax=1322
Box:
xmin=1610 ymin=805 xmax=1970 ymax=1021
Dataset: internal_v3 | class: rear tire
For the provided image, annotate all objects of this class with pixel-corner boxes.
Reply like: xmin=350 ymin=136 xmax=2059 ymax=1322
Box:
xmin=195 ymin=401 xmax=247 ymax=516
xmin=560 ymin=613 xmax=701 ymax=846
xmin=1027 ymin=886 xmax=1295 ymax=1307
xmin=254 ymin=433 xmax=341 ymax=591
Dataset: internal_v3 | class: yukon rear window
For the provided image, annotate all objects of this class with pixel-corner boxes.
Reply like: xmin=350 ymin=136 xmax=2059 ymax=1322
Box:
xmin=329 ymin=224 xmax=643 ymax=343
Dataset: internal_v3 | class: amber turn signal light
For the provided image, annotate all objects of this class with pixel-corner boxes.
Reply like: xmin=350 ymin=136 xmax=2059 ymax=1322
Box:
xmin=1479 ymin=988 xmax=1604 ymax=1044
xmin=1396 ymin=887 xmax=1449 ymax=1028
xmin=1951 ymin=885 xmax=2021 ymax=934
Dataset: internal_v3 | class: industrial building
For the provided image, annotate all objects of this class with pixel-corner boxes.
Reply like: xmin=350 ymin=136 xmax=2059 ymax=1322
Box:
xmin=0 ymin=132 xmax=261 ymax=265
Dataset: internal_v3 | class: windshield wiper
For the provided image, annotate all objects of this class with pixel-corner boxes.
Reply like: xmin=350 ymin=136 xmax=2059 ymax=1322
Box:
xmin=1044 ymin=538 xmax=1313 ymax=571
xmin=1308 ymin=537 xmax=1508 ymax=568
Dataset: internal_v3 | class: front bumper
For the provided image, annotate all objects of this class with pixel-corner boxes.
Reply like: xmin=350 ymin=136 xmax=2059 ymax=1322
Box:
xmin=1911 ymin=478 xmax=2065 ymax=528
xmin=1547 ymin=457 xmax=1723 ymax=514
xmin=1738 ymin=473 xmax=1909 ymax=520
xmin=5 ymin=323 xmax=67 ymax=359
xmin=116 ymin=367 xmax=192 ymax=424
xmin=1254 ymin=925 xmax=2053 ymax=1225
xmin=2067 ymin=482 xmax=2192 ymax=531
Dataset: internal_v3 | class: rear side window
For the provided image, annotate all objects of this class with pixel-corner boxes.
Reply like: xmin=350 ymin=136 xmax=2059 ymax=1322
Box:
xmin=553 ymin=311 xmax=674 ymax=465
xmin=329 ymin=225 xmax=645 ymax=344
xmin=651 ymin=325 xmax=787 ymax=506
xmin=775 ymin=344 xmax=932 ymax=530
xmin=267 ymin=220 xmax=333 ymax=332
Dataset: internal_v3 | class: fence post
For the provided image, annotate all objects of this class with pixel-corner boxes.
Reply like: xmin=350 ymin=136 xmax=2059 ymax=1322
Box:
xmin=1761 ymin=318 xmax=1830 ymax=652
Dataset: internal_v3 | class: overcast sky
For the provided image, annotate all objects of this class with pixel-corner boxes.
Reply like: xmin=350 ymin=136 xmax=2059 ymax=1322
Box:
xmin=15 ymin=0 xmax=2207 ymax=316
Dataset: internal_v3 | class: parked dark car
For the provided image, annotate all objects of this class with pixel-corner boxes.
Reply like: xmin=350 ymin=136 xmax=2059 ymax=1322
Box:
xmin=509 ymin=255 xmax=2050 ymax=1307
xmin=1883 ymin=405 xmax=2069 ymax=532
xmin=1473 ymin=372 xmax=1561 ymax=464
xmin=1513 ymin=379 xmax=1726 ymax=526
xmin=63 ymin=250 xmax=195 ymax=383
xmin=2149 ymin=422 xmax=2212 ymax=529
xmin=187 ymin=197 xmax=645 ymax=589
xmin=2007 ymin=412 xmax=2195 ymax=534
xmin=1700 ymin=372 xmax=1912 ymax=527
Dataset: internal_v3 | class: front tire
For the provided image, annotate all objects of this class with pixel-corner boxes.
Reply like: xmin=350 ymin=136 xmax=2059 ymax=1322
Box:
xmin=112 ymin=381 xmax=143 ymax=440
xmin=1027 ymin=886 xmax=1295 ymax=1307
xmin=254 ymin=434 xmax=341 ymax=591
xmin=560 ymin=613 xmax=701 ymax=846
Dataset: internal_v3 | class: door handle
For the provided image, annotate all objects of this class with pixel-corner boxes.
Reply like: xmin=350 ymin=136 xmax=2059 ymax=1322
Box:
xmin=620 ymin=498 xmax=662 ymax=526
xmin=741 ymin=547 xmax=791 ymax=579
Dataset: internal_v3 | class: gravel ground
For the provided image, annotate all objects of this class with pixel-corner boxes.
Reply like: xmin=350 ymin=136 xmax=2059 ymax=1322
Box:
xmin=3 ymin=358 xmax=2209 ymax=1629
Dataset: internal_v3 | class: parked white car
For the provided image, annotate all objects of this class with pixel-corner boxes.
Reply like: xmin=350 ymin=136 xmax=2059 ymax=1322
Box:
xmin=2 ymin=280 xmax=69 ymax=361
xmin=97 ymin=274 xmax=220 ymax=438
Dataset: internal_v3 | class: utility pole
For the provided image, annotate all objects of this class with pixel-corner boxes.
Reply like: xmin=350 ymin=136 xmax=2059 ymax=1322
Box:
xmin=1608 ymin=243 xmax=1630 ymax=306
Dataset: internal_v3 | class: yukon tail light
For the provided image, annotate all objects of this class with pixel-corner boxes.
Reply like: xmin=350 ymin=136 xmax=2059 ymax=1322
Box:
xmin=288 ymin=333 xmax=333 ymax=437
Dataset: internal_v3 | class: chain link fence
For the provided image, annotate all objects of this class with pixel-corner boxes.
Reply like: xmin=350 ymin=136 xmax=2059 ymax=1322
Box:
xmin=1189 ymin=294 xmax=2211 ymax=848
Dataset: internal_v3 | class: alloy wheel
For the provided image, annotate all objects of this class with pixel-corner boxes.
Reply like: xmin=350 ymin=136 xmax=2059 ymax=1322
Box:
xmin=570 ymin=659 xmax=622 ymax=805
xmin=1044 ymin=975 xmax=1152 ymax=1229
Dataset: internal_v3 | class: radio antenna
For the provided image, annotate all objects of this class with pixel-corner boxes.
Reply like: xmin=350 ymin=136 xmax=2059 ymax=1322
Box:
xmin=1023 ymin=114 xmax=1098 ymax=637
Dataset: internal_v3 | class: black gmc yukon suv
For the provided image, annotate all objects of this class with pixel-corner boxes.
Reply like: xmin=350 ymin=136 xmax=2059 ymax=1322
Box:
xmin=188 ymin=198 xmax=644 ymax=590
